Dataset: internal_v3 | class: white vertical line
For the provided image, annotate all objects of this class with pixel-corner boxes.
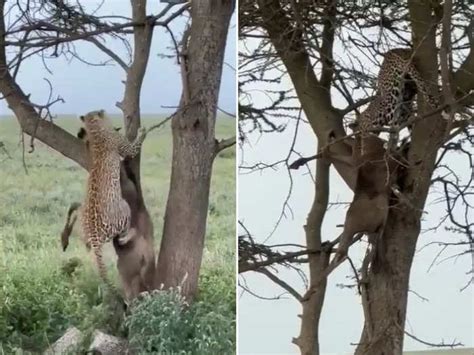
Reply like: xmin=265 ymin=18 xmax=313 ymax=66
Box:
xmin=234 ymin=1 xmax=240 ymax=354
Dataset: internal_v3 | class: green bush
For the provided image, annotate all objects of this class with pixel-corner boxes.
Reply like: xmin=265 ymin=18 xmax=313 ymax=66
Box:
xmin=0 ymin=257 xmax=122 ymax=353
xmin=197 ymin=267 xmax=235 ymax=317
xmin=0 ymin=266 xmax=85 ymax=351
xmin=126 ymin=286 xmax=235 ymax=354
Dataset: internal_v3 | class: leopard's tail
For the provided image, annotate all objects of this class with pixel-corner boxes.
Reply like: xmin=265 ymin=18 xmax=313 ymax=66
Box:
xmin=92 ymin=245 xmax=120 ymax=296
xmin=61 ymin=202 xmax=81 ymax=251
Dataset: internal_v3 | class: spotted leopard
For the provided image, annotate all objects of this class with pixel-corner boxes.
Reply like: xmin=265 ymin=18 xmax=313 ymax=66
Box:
xmin=356 ymin=48 xmax=439 ymax=151
xmin=79 ymin=110 xmax=146 ymax=291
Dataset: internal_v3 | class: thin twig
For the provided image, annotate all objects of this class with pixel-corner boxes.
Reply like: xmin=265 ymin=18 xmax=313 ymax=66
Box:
xmin=257 ymin=268 xmax=303 ymax=302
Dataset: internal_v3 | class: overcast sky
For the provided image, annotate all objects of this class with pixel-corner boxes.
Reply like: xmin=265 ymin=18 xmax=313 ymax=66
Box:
xmin=0 ymin=1 xmax=236 ymax=116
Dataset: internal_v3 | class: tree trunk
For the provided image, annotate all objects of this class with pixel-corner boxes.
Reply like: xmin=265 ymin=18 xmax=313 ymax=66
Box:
xmin=156 ymin=0 xmax=234 ymax=300
xmin=354 ymin=212 xmax=420 ymax=354
xmin=294 ymin=151 xmax=331 ymax=355
xmin=112 ymin=0 xmax=157 ymax=294
xmin=355 ymin=2 xmax=447 ymax=353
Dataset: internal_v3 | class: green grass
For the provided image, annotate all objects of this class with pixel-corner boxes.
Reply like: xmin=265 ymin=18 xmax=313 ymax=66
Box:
xmin=0 ymin=115 xmax=236 ymax=353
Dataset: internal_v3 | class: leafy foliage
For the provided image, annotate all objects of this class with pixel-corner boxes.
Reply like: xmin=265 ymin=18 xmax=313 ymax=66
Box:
xmin=126 ymin=283 xmax=235 ymax=354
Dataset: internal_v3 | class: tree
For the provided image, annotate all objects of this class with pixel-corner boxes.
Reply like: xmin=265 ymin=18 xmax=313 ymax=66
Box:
xmin=239 ymin=1 xmax=473 ymax=354
xmin=156 ymin=0 xmax=235 ymax=297
xmin=0 ymin=0 xmax=235 ymax=301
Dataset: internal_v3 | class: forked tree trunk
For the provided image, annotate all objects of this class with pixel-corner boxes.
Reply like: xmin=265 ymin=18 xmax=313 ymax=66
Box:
xmin=0 ymin=0 xmax=235 ymax=300
xmin=156 ymin=0 xmax=235 ymax=300
xmin=113 ymin=0 xmax=156 ymax=293
xmin=355 ymin=2 xmax=445 ymax=352
xmin=246 ymin=0 xmax=471 ymax=352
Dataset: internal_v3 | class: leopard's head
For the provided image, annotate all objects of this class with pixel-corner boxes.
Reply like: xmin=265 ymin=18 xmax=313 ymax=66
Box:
xmin=79 ymin=109 xmax=114 ymax=133
xmin=77 ymin=115 xmax=122 ymax=147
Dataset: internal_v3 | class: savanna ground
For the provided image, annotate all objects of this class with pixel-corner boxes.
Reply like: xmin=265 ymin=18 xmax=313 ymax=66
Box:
xmin=0 ymin=115 xmax=236 ymax=353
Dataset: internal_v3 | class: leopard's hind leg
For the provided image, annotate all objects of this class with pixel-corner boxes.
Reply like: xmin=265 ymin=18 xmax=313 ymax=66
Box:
xmin=114 ymin=199 xmax=134 ymax=246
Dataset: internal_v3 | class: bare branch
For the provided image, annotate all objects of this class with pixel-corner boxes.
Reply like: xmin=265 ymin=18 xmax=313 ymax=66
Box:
xmin=216 ymin=136 xmax=236 ymax=153
xmin=257 ymin=268 xmax=303 ymax=302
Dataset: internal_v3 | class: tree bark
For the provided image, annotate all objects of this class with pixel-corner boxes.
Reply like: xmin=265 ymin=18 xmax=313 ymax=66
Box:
xmin=256 ymin=0 xmax=356 ymax=189
xmin=354 ymin=214 xmax=420 ymax=354
xmin=113 ymin=0 xmax=157 ymax=293
xmin=293 ymin=145 xmax=331 ymax=355
xmin=156 ymin=0 xmax=235 ymax=300
xmin=120 ymin=0 xmax=154 ymax=201
xmin=354 ymin=2 xmax=448 ymax=353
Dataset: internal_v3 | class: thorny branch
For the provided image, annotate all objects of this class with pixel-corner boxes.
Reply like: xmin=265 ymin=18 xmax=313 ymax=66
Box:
xmin=1 ymin=0 xmax=190 ymax=156
xmin=238 ymin=222 xmax=318 ymax=273
xmin=400 ymin=326 xmax=464 ymax=349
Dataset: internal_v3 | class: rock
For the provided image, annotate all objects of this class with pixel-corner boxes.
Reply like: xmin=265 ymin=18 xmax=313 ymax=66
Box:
xmin=44 ymin=326 xmax=83 ymax=354
xmin=89 ymin=330 xmax=130 ymax=355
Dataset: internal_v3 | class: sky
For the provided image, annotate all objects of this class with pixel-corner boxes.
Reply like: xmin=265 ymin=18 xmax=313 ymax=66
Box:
xmin=238 ymin=46 xmax=474 ymax=354
xmin=0 ymin=1 xmax=236 ymax=116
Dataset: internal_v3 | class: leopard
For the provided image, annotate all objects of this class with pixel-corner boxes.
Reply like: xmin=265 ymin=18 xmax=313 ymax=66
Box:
xmin=79 ymin=109 xmax=147 ymax=291
xmin=60 ymin=126 xmax=123 ymax=252
xmin=60 ymin=121 xmax=154 ymax=301
xmin=355 ymin=48 xmax=440 ymax=153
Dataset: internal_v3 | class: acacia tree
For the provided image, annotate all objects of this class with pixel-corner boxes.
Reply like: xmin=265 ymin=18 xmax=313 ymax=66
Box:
xmin=0 ymin=0 xmax=235 ymax=300
xmin=239 ymin=1 xmax=473 ymax=354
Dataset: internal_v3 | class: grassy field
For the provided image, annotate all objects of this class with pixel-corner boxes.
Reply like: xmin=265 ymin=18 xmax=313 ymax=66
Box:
xmin=0 ymin=115 xmax=236 ymax=353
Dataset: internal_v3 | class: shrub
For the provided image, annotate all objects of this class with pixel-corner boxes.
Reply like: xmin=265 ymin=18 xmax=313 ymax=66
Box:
xmin=126 ymin=287 xmax=235 ymax=354
xmin=0 ymin=267 xmax=87 ymax=351
xmin=197 ymin=266 xmax=235 ymax=317
xmin=0 ymin=256 xmax=122 ymax=353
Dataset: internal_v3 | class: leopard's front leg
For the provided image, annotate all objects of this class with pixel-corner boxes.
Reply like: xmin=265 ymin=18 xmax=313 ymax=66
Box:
xmin=117 ymin=127 xmax=147 ymax=158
